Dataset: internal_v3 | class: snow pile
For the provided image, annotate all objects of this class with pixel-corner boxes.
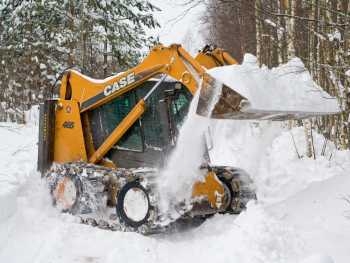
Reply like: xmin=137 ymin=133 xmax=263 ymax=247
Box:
xmin=257 ymin=126 xmax=350 ymax=203
xmin=208 ymin=120 xmax=350 ymax=204
xmin=208 ymin=54 xmax=340 ymax=113
xmin=270 ymin=172 xmax=350 ymax=262
xmin=0 ymin=106 xmax=38 ymax=221
xmin=106 ymin=203 xmax=306 ymax=263
xmin=0 ymin=123 xmax=37 ymax=221
xmin=182 ymin=204 xmax=306 ymax=262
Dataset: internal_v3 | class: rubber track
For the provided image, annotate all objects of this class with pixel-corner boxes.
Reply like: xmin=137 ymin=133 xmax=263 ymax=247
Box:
xmin=45 ymin=163 xmax=257 ymax=235
xmin=45 ymin=162 xmax=163 ymax=234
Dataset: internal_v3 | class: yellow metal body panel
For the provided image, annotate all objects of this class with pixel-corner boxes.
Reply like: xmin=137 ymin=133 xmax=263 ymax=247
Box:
xmin=192 ymin=171 xmax=224 ymax=208
xmin=53 ymin=100 xmax=87 ymax=163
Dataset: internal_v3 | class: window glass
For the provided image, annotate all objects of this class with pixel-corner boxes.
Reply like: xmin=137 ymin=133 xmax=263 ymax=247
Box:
xmin=171 ymin=88 xmax=191 ymax=128
xmin=89 ymin=91 xmax=143 ymax=152
xmin=136 ymin=81 xmax=165 ymax=149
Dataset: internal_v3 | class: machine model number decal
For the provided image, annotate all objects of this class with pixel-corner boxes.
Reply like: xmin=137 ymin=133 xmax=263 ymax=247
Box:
xmin=63 ymin=121 xmax=75 ymax=129
xmin=103 ymin=72 xmax=135 ymax=97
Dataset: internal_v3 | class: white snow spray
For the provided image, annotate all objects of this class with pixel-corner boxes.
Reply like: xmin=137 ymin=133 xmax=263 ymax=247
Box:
xmin=156 ymin=53 xmax=340 ymax=223
xmin=157 ymin=78 xmax=222 ymax=222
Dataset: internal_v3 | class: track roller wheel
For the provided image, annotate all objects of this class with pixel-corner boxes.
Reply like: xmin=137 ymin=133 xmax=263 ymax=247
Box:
xmin=52 ymin=174 xmax=82 ymax=213
xmin=215 ymin=167 xmax=256 ymax=214
xmin=230 ymin=174 xmax=257 ymax=213
xmin=116 ymin=181 xmax=152 ymax=228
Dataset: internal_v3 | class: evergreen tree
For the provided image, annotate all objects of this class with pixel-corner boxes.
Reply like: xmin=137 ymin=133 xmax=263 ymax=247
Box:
xmin=0 ymin=0 xmax=159 ymax=122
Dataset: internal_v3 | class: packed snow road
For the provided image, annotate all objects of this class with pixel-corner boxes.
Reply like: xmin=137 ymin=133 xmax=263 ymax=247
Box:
xmin=1 ymin=117 xmax=350 ymax=263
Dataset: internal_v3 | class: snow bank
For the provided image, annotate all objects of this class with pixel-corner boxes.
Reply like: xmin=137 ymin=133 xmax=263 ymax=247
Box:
xmin=105 ymin=203 xmax=306 ymax=263
xmin=270 ymin=173 xmax=350 ymax=262
xmin=209 ymin=120 xmax=350 ymax=204
xmin=0 ymin=122 xmax=37 ymax=221
xmin=208 ymin=55 xmax=340 ymax=113
xmin=257 ymin=127 xmax=350 ymax=203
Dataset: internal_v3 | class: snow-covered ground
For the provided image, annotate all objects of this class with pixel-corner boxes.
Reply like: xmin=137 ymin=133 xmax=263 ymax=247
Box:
xmin=1 ymin=108 xmax=349 ymax=263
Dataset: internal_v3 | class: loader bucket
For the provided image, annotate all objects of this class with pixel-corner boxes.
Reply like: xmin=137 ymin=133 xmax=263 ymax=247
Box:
xmin=197 ymin=73 xmax=250 ymax=118
xmin=196 ymin=71 xmax=341 ymax=121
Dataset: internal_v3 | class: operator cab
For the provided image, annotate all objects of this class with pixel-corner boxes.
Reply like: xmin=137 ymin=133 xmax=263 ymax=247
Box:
xmin=89 ymin=77 xmax=192 ymax=168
